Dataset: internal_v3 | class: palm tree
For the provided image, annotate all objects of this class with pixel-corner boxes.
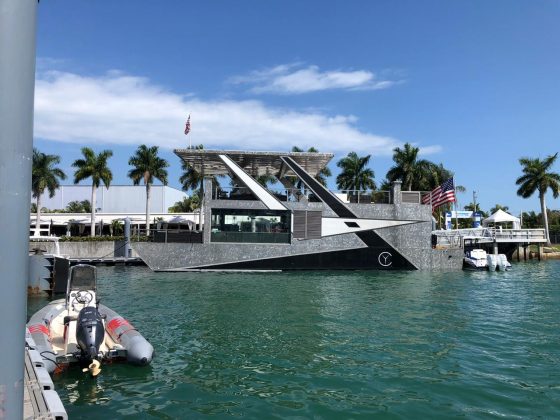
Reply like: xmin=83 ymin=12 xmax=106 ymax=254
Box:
xmin=168 ymin=196 xmax=200 ymax=213
xmin=521 ymin=210 xmax=540 ymax=228
xmin=32 ymin=149 xmax=67 ymax=234
xmin=72 ymin=147 xmax=113 ymax=237
xmin=80 ymin=200 xmax=92 ymax=213
xmin=516 ymin=153 xmax=560 ymax=245
xmin=179 ymin=144 xmax=221 ymax=198
xmin=490 ymin=204 xmax=510 ymax=214
xmin=464 ymin=203 xmax=488 ymax=218
xmin=66 ymin=200 xmax=84 ymax=213
xmin=110 ymin=219 xmax=124 ymax=236
xmin=336 ymin=152 xmax=376 ymax=194
xmin=420 ymin=162 xmax=464 ymax=192
xmin=179 ymin=159 xmax=203 ymax=192
xmin=128 ymin=145 xmax=169 ymax=235
xmin=256 ymin=173 xmax=278 ymax=187
xmin=386 ymin=143 xmax=431 ymax=191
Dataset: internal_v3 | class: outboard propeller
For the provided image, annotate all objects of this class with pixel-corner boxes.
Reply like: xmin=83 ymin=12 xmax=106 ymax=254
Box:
xmin=76 ymin=306 xmax=105 ymax=363
xmin=82 ymin=359 xmax=102 ymax=377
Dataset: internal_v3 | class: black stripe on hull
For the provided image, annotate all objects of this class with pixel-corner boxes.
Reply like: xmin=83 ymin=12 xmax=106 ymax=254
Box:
xmin=196 ymin=245 xmax=415 ymax=271
xmin=282 ymin=156 xmax=355 ymax=218
xmin=281 ymin=156 xmax=417 ymax=269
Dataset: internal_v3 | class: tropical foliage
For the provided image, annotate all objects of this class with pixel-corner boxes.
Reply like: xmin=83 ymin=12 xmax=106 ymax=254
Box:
xmin=72 ymin=147 xmax=113 ymax=237
xmin=179 ymin=144 xmax=221 ymax=197
xmin=128 ymin=145 xmax=169 ymax=235
xmin=30 ymin=203 xmax=47 ymax=214
xmin=336 ymin=152 xmax=376 ymax=192
xmin=168 ymin=196 xmax=200 ymax=213
xmin=386 ymin=143 xmax=432 ymax=191
xmin=463 ymin=203 xmax=489 ymax=218
xmin=490 ymin=204 xmax=510 ymax=214
xmin=256 ymin=173 xmax=278 ymax=187
xmin=32 ymin=149 xmax=67 ymax=233
xmin=516 ymin=153 xmax=560 ymax=245
xmin=65 ymin=200 xmax=91 ymax=213
xmin=521 ymin=211 xmax=540 ymax=228
xmin=33 ymin=143 xmax=560 ymax=244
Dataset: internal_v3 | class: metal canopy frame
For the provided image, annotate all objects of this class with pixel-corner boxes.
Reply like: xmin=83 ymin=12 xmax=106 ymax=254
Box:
xmin=174 ymin=149 xmax=334 ymax=178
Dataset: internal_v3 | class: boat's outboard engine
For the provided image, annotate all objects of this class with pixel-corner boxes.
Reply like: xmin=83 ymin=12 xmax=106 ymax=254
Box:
xmin=76 ymin=306 xmax=104 ymax=362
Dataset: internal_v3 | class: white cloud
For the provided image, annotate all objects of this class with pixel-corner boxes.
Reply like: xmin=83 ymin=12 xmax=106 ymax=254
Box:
xmin=230 ymin=64 xmax=401 ymax=94
xmin=34 ymin=69 xmax=437 ymax=157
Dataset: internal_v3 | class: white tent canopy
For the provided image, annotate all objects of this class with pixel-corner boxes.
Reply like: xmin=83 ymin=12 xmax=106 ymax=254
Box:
xmin=482 ymin=209 xmax=521 ymax=229
xmin=164 ymin=215 xmax=196 ymax=230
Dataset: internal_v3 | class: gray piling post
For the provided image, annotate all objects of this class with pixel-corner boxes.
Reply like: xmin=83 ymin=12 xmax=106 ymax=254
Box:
xmin=0 ymin=0 xmax=37 ymax=417
xmin=124 ymin=217 xmax=131 ymax=258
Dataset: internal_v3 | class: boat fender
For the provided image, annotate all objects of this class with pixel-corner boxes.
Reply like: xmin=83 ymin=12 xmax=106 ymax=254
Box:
xmin=28 ymin=324 xmax=57 ymax=373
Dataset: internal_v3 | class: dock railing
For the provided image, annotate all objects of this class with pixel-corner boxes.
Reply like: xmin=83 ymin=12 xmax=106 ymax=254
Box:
xmin=433 ymin=227 xmax=547 ymax=249
xmin=489 ymin=228 xmax=547 ymax=242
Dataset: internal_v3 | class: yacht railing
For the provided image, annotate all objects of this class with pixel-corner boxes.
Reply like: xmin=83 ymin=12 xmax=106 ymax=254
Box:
xmin=212 ymin=186 xmax=393 ymax=204
xmin=332 ymin=190 xmax=392 ymax=204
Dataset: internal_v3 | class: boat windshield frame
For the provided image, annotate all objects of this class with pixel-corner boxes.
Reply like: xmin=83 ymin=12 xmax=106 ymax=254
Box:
xmin=67 ymin=264 xmax=97 ymax=293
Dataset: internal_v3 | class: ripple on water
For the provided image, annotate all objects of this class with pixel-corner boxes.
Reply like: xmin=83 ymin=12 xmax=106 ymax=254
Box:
xmin=28 ymin=260 xmax=560 ymax=418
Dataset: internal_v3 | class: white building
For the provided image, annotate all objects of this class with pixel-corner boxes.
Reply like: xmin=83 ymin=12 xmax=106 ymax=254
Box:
xmin=33 ymin=185 xmax=188 ymax=213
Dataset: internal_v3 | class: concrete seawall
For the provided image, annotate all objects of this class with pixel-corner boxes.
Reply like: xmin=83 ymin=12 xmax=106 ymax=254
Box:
xmin=29 ymin=240 xmax=140 ymax=259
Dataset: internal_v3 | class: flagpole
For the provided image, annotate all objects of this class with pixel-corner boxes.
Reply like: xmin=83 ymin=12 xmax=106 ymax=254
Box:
xmin=184 ymin=113 xmax=192 ymax=149
xmin=454 ymin=178 xmax=459 ymax=230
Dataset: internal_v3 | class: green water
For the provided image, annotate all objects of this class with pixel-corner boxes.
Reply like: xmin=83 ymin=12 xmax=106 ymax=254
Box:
xmin=27 ymin=261 xmax=560 ymax=418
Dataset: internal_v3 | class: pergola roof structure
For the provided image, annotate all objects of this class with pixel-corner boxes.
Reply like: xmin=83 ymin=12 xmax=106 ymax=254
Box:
xmin=174 ymin=149 xmax=334 ymax=178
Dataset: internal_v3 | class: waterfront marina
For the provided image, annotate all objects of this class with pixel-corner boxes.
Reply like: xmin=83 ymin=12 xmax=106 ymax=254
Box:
xmin=29 ymin=262 xmax=560 ymax=418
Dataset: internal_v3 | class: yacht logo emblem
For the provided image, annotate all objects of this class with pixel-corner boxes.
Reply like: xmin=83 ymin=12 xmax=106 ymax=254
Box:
xmin=378 ymin=251 xmax=393 ymax=267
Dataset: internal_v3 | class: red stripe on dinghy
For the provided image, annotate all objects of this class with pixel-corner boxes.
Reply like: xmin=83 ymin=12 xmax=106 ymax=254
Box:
xmin=28 ymin=324 xmax=50 ymax=336
xmin=107 ymin=317 xmax=131 ymax=331
xmin=107 ymin=317 xmax=136 ymax=339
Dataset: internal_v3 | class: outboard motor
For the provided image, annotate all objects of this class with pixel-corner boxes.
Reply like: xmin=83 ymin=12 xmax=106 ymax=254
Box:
xmin=487 ymin=254 xmax=497 ymax=271
xmin=76 ymin=306 xmax=104 ymax=362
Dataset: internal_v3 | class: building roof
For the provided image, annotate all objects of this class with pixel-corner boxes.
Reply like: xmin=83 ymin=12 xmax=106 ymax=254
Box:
xmin=30 ymin=213 xmax=200 ymax=226
xmin=174 ymin=149 xmax=334 ymax=177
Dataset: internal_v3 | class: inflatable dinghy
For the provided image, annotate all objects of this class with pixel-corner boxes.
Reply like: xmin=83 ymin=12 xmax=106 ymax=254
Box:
xmin=27 ymin=264 xmax=154 ymax=375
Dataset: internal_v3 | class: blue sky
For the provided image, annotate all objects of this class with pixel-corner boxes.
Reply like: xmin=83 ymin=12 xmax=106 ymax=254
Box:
xmin=34 ymin=1 xmax=560 ymax=214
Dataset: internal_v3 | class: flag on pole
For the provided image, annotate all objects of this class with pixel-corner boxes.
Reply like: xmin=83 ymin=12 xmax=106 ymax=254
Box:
xmin=422 ymin=177 xmax=456 ymax=209
xmin=184 ymin=115 xmax=191 ymax=135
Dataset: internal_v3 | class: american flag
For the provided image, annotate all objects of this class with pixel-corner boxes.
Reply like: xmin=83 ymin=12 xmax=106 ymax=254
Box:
xmin=184 ymin=114 xmax=191 ymax=135
xmin=422 ymin=177 xmax=456 ymax=209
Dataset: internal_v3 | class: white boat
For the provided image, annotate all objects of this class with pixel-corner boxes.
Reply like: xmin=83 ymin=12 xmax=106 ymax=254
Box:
xmin=27 ymin=264 xmax=154 ymax=375
xmin=463 ymin=249 xmax=488 ymax=270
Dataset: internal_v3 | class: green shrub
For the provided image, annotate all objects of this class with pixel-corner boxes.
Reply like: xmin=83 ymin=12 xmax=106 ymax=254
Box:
xmin=58 ymin=235 xmax=149 ymax=242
